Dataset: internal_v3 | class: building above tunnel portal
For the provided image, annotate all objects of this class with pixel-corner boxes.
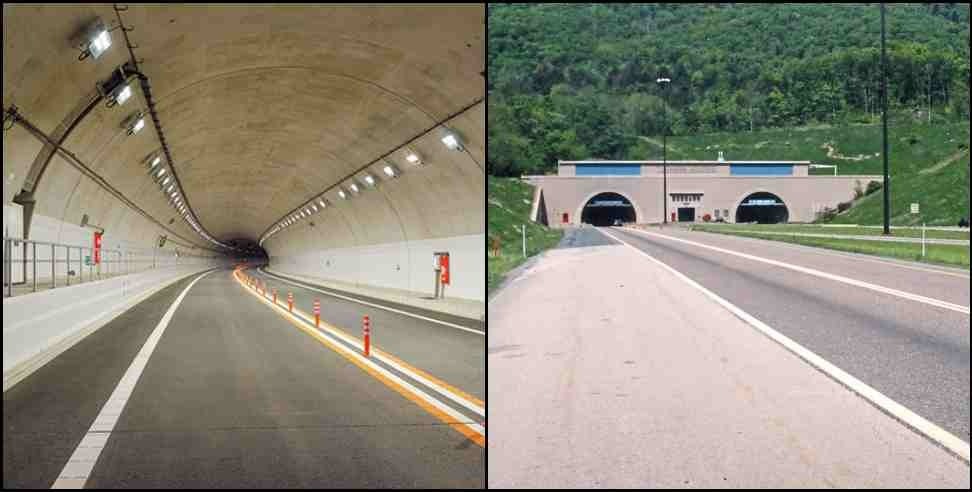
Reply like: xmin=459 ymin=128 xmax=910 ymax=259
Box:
xmin=524 ymin=159 xmax=884 ymax=226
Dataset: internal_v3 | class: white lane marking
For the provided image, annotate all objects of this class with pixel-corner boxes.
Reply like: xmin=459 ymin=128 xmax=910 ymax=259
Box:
xmin=600 ymin=228 xmax=971 ymax=464
xmin=691 ymin=228 xmax=971 ymax=280
xmin=256 ymin=268 xmax=485 ymax=336
xmin=235 ymin=272 xmax=484 ymax=436
xmin=621 ymin=227 xmax=970 ymax=315
xmin=239 ymin=272 xmax=485 ymax=417
xmin=51 ymin=271 xmax=213 ymax=489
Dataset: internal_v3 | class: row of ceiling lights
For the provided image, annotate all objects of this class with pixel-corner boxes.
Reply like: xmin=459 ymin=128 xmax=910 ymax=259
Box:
xmin=78 ymin=17 xmax=236 ymax=252
xmin=258 ymin=129 xmax=465 ymax=247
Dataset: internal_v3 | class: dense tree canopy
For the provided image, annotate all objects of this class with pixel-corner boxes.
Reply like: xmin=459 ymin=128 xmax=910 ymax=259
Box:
xmin=488 ymin=3 xmax=971 ymax=176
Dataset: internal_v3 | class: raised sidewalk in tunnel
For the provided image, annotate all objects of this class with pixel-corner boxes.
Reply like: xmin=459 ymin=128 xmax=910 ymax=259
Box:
xmin=487 ymin=238 xmax=969 ymax=488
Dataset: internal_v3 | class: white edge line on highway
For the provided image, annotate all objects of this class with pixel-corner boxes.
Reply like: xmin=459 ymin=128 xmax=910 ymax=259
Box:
xmin=51 ymin=270 xmax=214 ymax=489
xmin=621 ymin=227 xmax=970 ymax=315
xmin=691 ymin=227 xmax=970 ymax=280
xmin=600 ymin=228 xmax=971 ymax=465
xmin=236 ymin=271 xmax=486 ymax=433
xmin=257 ymin=268 xmax=485 ymax=336
xmin=241 ymin=272 xmax=485 ymax=417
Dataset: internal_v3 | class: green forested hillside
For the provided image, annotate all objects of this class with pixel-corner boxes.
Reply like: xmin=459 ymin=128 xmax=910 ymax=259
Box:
xmin=488 ymin=3 xmax=971 ymax=177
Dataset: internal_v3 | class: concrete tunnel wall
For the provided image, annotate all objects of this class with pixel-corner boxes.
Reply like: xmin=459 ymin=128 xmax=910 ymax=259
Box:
xmin=3 ymin=5 xmax=485 ymax=302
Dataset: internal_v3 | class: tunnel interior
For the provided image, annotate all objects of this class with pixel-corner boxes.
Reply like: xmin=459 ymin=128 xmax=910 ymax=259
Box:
xmin=735 ymin=192 xmax=789 ymax=224
xmin=581 ymin=192 xmax=636 ymax=226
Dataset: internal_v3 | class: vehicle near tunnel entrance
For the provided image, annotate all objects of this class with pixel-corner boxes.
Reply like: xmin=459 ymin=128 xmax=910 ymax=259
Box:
xmin=581 ymin=192 xmax=636 ymax=226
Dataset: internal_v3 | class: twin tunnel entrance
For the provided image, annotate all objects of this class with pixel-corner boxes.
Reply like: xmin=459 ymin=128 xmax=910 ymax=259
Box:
xmin=579 ymin=191 xmax=789 ymax=225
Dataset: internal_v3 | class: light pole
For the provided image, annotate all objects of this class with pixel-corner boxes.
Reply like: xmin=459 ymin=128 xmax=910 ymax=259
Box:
xmin=880 ymin=3 xmax=891 ymax=235
xmin=657 ymin=77 xmax=671 ymax=225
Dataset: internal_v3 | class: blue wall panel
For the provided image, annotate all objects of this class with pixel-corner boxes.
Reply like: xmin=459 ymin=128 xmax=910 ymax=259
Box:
xmin=575 ymin=164 xmax=641 ymax=176
xmin=729 ymin=164 xmax=793 ymax=176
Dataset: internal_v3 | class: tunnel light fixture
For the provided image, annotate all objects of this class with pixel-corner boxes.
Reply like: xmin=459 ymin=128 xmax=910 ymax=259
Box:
xmin=318 ymin=199 xmax=328 ymax=209
xmin=349 ymin=182 xmax=360 ymax=194
xmin=338 ymin=189 xmax=348 ymax=200
xmin=161 ymin=176 xmax=171 ymax=186
xmin=156 ymin=167 xmax=166 ymax=178
xmin=382 ymin=163 xmax=400 ymax=178
xmin=311 ymin=205 xmax=318 ymax=213
xmin=166 ymin=184 xmax=174 ymax=193
xmin=76 ymin=19 xmax=112 ymax=61
xmin=362 ymin=174 xmax=376 ymax=187
xmin=124 ymin=112 xmax=145 ymax=136
xmin=405 ymin=150 xmax=422 ymax=165
xmin=441 ymin=130 xmax=463 ymax=151
xmin=114 ymin=84 xmax=132 ymax=105
xmin=150 ymin=156 xmax=161 ymax=168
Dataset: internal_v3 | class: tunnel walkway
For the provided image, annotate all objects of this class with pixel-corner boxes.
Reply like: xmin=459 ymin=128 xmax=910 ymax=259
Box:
xmin=3 ymin=268 xmax=484 ymax=488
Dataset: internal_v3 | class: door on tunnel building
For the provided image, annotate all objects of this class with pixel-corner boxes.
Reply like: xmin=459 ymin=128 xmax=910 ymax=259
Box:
xmin=735 ymin=192 xmax=789 ymax=223
xmin=581 ymin=192 xmax=636 ymax=226
xmin=677 ymin=207 xmax=695 ymax=222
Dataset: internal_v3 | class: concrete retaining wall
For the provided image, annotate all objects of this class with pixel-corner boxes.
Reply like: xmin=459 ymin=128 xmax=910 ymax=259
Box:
xmin=269 ymin=233 xmax=485 ymax=302
xmin=2 ymin=261 xmax=229 ymax=391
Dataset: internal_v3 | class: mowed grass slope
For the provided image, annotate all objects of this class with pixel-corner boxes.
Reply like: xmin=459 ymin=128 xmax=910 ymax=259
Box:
xmin=644 ymin=119 xmax=970 ymax=226
xmin=488 ymin=177 xmax=563 ymax=293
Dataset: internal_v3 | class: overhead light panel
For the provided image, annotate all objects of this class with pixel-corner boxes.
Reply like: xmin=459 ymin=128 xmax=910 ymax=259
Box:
xmin=382 ymin=164 xmax=399 ymax=178
xmin=124 ymin=112 xmax=145 ymax=135
xmin=77 ymin=19 xmax=112 ymax=61
xmin=405 ymin=151 xmax=422 ymax=165
xmin=441 ymin=130 xmax=463 ymax=151
xmin=114 ymin=84 xmax=132 ymax=105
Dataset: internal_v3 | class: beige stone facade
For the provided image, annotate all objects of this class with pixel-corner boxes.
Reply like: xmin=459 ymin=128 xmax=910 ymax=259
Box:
xmin=526 ymin=161 xmax=882 ymax=225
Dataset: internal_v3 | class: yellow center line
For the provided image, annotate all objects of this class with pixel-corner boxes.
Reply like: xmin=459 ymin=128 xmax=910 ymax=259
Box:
xmin=232 ymin=268 xmax=484 ymax=447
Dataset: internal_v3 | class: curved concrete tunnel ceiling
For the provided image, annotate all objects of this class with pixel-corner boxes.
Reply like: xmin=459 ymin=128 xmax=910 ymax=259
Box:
xmin=3 ymin=4 xmax=485 ymax=289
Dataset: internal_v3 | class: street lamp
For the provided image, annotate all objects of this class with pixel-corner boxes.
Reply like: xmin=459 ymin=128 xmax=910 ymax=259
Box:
xmin=657 ymin=77 xmax=671 ymax=225
xmin=879 ymin=3 xmax=891 ymax=235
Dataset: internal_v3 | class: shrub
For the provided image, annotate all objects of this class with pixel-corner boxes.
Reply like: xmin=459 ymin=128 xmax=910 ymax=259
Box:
xmin=960 ymin=217 xmax=969 ymax=228
xmin=837 ymin=201 xmax=852 ymax=213
xmin=702 ymin=213 xmax=712 ymax=222
xmin=865 ymin=180 xmax=882 ymax=196
xmin=816 ymin=206 xmax=838 ymax=221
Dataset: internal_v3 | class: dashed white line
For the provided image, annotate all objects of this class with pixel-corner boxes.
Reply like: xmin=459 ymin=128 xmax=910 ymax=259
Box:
xmin=600 ymin=228 xmax=970 ymax=464
xmin=51 ymin=271 xmax=213 ymax=489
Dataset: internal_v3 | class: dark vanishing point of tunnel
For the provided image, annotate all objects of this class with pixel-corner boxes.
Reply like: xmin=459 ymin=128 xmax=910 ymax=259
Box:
xmin=735 ymin=192 xmax=789 ymax=224
xmin=581 ymin=192 xmax=636 ymax=226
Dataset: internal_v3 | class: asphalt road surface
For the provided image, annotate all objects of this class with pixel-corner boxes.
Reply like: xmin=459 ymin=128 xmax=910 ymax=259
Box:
xmin=4 ymin=268 xmax=484 ymax=488
xmin=608 ymin=226 xmax=970 ymax=442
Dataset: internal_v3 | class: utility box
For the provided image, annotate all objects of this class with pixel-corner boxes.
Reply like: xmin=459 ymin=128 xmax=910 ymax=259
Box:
xmin=433 ymin=251 xmax=450 ymax=299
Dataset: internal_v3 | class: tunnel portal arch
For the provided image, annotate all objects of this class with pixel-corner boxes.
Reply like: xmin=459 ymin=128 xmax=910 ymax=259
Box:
xmin=580 ymin=192 xmax=638 ymax=226
xmin=735 ymin=191 xmax=789 ymax=224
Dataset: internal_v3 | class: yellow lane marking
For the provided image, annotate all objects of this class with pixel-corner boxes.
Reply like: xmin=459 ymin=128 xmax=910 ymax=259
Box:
xmin=232 ymin=268 xmax=484 ymax=447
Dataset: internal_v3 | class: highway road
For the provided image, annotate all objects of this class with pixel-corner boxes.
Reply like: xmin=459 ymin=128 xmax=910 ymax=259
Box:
xmin=4 ymin=268 xmax=484 ymax=488
xmin=607 ymin=226 xmax=970 ymax=442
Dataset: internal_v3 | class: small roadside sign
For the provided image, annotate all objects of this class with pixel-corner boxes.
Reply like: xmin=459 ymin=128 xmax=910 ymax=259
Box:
xmin=910 ymin=203 xmax=920 ymax=214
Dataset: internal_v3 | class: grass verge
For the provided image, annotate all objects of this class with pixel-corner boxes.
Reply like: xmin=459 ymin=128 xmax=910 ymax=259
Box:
xmin=488 ymin=177 xmax=564 ymax=293
xmin=692 ymin=223 xmax=970 ymax=240
xmin=691 ymin=226 xmax=970 ymax=269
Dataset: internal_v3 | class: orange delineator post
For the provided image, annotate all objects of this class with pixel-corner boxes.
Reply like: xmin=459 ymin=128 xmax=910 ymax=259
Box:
xmin=313 ymin=299 xmax=320 ymax=328
xmin=363 ymin=315 xmax=371 ymax=357
xmin=273 ymin=288 xmax=278 ymax=304
xmin=288 ymin=292 xmax=294 ymax=312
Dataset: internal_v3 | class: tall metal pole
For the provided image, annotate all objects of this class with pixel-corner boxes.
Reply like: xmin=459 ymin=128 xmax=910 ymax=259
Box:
xmin=881 ymin=3 xmax=891 ymax=235
xmin=658 ymin=77 xmax=671 ymax=225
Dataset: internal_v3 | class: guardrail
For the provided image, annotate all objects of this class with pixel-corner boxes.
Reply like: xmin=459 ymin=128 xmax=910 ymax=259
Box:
xmin=2 ymin=236 xmax=211 ymax=298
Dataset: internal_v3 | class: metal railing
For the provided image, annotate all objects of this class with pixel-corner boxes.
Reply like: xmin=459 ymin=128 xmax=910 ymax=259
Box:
xmin=2 ymin=236 xmax=213 ymax=298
